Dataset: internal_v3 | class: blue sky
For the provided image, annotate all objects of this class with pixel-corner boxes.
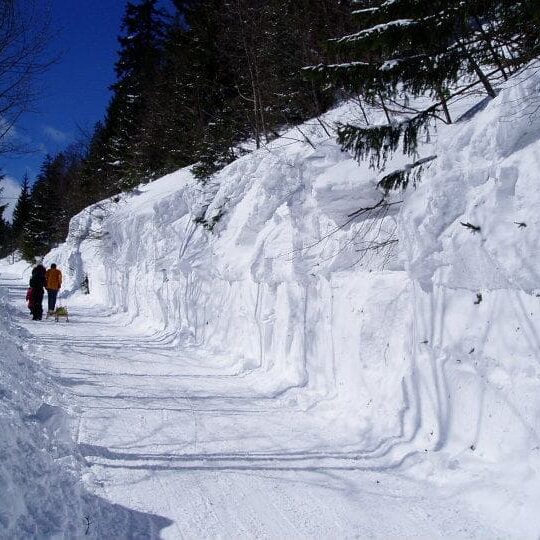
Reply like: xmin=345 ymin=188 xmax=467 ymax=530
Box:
xmin=1 ymin=0 xmax=174 ymax=219
xmin=2 ymin=1 xmax=126 ymax=185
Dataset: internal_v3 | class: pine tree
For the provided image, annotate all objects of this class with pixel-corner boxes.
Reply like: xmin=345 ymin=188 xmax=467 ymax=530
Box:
xmin=20 ymin=147 xmax=86 ymax=261
xmin=11 ymin=172 xmax=32 ymax=249
xmin=494 ymin=0 xmax=540 ymax=68
xmin=167 ymin=0 xmax=352 ymax=180
xmin=22 ymin=156 xmax=54 ymax=260
xmin=0 ymin=174 xmax=12 ymax=258
xmin=57 ymin=143 xmax=86 ymax=222
xmin=173 ymin=0 xmax=243 ymax=179
xmin=77 ymin=122 xmax=115 ymax=204
xmin=108 ymin=0 xmax=169 ymax=189
xmin=88 ymin=0 xmax=169 ymax=192
xmin=134 ymin=12 xmax=209 ymax=178
xmin=21 ymin=154 xmax=74 ymax=260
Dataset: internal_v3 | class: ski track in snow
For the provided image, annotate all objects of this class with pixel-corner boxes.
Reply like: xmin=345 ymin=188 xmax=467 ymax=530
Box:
xmin=1 ymin=273 xmax=507 ymax=539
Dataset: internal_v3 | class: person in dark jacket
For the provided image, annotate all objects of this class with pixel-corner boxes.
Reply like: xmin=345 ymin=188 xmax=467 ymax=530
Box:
xmin=29 ymin=263 xmax=46 ymax=320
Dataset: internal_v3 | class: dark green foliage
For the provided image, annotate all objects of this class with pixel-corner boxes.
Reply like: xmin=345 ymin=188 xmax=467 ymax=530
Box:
xmin=0 ymin=174 xmax=12 ymax=258
xmin=0 ymin=219 xmax=11 ymax=258
xmin=163 ymin=0 xmax=353 ymax=180
xmin=11 ymin=173 xmax=32 ymax=251
xmin=191 ymin=113 xmax=242 ymax=181
xmin=378 ymin=155 xmax=437 ymax=192
xmin=21 ymin=149 xmax=85 ymax=261
xmin=87 ymin=0 xmax=169 ymax=193
xmin=310 ymin=0 xmax=540 ymax=190
xmin=22 ymin=155 xmax=57 ymax=260
xmin=337 ymin=110 xmax=432 ymax=167
xmin=48 ymin=0 xmax=353 ymax=199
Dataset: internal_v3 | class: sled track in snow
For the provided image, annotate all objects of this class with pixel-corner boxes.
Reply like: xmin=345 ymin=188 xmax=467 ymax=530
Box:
xmin=81 ymin=452 xmax=418 ymax=472
xmin=78 ymin=442 xmax=418 ymax=472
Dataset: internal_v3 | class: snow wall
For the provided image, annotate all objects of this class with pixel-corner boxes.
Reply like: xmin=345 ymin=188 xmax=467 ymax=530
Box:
xmin=47 ymin=65 xmax=540 ymax=469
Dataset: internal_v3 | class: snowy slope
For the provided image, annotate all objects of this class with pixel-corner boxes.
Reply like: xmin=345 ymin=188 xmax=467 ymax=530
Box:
xmin=0 ymin=267 xmax=173 ymax=538
xmin=0 ymin=272 xmax=83 ymax=538
xmin=23 ymin=62 xmax=540 ymax=536
xmin=403 ymin=65 xmax=540 ymax=462
xmin=399 ymin=66 xmax=540 ymax=531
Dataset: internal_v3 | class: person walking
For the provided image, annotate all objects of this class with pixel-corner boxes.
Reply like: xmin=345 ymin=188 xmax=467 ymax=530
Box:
xmin=45 ymin=263 xmax=62 ymax=314
xmin=29 ymin=263 xmax=46 ymax=320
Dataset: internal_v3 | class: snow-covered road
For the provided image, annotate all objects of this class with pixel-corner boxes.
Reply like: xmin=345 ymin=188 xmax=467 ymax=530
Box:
xmin=2 ymin=269 xmax=510 ymax=539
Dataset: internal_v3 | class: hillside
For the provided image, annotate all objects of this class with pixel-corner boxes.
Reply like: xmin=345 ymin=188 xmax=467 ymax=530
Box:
xmin=2 ymin=62 xmax=540 ymax=537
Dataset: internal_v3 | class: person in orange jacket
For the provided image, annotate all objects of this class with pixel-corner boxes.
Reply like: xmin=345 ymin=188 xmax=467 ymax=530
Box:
xmin=45 ymin=263 xmax=62 ymax=314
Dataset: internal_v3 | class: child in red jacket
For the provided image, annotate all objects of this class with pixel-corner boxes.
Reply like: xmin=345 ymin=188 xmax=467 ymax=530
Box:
xmin=26 ymin=287 xmax=34 ymax=312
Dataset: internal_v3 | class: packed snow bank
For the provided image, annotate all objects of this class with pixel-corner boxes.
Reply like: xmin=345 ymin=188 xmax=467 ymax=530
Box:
xmin=0 ymin=272 xmax=172 ymax=538
xmin=402 ymin=65 xmax=540 ymax=460
xmin=398 ymin=64 xmax=540 ymax=535
xmin=48 ymin=64 xmax=540 ymax=479
xmin=46 ymin=101 xmax=417 ymax=463
xmin=0 ymin=279 xmax=83 ymax=537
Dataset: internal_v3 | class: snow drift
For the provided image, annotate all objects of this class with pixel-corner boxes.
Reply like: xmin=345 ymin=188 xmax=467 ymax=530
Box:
xmin=47 ymin=61 xmax=540 ymax=492
xmin=46 ymin=100 xmax=416 ymax=463
xmin=0 ymin=270 xmax=173 ymax=538
xmin=0 ymin=282 xmax=83 ymax=538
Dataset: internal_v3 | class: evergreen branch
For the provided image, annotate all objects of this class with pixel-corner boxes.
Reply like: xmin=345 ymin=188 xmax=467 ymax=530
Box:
xmin=337 ymin=108 xmax=432 ymax=168
xmin=303 ymin=61 xmax=370 ymax=73
xmin=334 ymin=19 xmax=416 ymax=45
xmin=378 ymin=155 xmax=437 ymax=191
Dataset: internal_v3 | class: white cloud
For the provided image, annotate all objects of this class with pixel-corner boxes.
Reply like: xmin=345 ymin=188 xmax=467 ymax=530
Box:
xmin=43 ymin=125 xmax=69 ymax=143
xmin=1 ymin=176 xmax=22 ymax=222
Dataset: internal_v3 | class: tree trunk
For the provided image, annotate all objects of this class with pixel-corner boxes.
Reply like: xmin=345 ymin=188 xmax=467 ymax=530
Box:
xmin=357 ymin=95 xmax=370 ymax=125
xmin=473 ymin=16 xmax=508 ymax=81
xmin=436 ymin=87 xmax=452 ymax=124
xmin=459 ymin=40 xmax=497 ymax=98
xmin=378 ymin=92 xmax=392 ymax=123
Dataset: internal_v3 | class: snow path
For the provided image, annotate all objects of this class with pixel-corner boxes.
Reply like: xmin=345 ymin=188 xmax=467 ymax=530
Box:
xmin=2 ymin=271 xmax=504 ymax=539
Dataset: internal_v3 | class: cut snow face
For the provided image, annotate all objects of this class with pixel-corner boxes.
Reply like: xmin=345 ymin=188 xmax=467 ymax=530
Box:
xmin=400 ymin=65 xmax=540 ymax=444
xmin=41 ymin=103 xmax=413 ymax=463
xmin=5 ymin=63 xmax=540 ymax=537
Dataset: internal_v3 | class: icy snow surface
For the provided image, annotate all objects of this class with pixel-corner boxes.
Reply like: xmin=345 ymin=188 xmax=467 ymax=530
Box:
xmin=0 ymin=263 xmax=172 ymax=538
xmin=2 ymin=65 xmax=540 ymax=538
